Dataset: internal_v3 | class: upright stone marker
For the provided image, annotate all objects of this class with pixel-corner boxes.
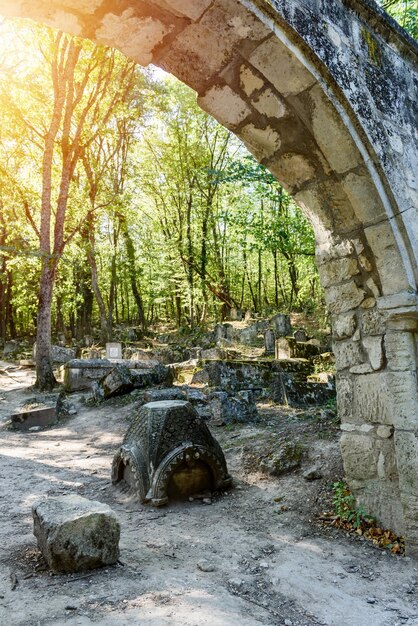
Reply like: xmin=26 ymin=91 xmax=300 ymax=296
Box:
xmin=275 ymin=337 xmax=293 ymax=360
xmin=294 ymin=329 xmax=307 ymax=343
xmin=264 ymin=329 xmax=276 ymax=354
xmin=271 ymin=314 xmax=292 ymax=337
xmin=106 ymin=342 xmax=122 ymax=361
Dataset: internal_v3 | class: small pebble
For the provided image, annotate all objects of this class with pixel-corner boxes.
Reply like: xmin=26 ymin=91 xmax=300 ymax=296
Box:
xmin=284 ymin=620 xmax=293 ymax=626
xmin=65 ymin=605 xmax=77 ymax=611
xmin=366 ymin=597 xmax=376 ymax=604
xmin=197 ymin=559 xmax=215 ymax=572
xmin=202 ymin=498 xmax=212 ymax=505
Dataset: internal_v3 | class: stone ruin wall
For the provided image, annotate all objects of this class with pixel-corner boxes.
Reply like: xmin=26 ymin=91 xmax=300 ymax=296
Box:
xmin=0 ymin=0 xmax=416 ymax=553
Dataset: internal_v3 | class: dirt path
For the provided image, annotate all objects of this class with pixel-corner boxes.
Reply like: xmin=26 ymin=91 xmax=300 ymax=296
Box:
xmin=0 ymin=365 xmax=417 ymax=626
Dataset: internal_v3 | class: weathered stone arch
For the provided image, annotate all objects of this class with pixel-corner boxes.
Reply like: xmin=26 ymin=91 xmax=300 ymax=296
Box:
xmin=1 ymin=0 xmax=417 ymax=553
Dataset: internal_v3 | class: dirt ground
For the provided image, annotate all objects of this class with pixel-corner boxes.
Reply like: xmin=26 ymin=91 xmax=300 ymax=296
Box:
xmin=1 ymin=361 xmax=418 ymax=626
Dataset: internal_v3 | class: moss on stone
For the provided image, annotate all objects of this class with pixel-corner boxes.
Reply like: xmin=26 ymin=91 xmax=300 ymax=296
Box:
xmin=361 ymin=28 xmax=381 ymax=65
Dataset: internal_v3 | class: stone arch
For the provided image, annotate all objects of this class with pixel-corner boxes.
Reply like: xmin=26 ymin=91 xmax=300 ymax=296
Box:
xmin=1 ymin=0 xmax=417 ymax=553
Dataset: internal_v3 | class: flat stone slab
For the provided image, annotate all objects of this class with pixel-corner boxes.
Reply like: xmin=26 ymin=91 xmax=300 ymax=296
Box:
xmin=32 ymin=495 xmax=120 ymax=573
xmin=11 ymin=405 xmax=57 ymax=431
xmin=61 ymin=358 xmax=162 ymax=391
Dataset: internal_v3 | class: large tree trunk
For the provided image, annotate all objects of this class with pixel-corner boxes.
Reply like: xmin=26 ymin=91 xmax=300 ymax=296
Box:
xmin=119 ymin=214 xmax=146 ymax=330
xmin=0 ymin=213 xmax=7 ymax=341
xmin=35 ymin=261 xmax=57 ymax=390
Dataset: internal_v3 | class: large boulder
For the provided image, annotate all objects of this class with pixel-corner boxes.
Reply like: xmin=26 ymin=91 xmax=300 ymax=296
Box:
xmin=32 ymin=495 xmax=120 ymax=573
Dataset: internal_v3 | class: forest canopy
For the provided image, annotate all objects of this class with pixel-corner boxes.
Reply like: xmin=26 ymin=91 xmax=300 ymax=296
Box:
xmin=0 ymin=0 xmax=414 ymax=388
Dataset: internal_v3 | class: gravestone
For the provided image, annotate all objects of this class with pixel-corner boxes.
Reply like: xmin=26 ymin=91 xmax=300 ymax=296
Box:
xmin=11 ymin=405 xmax=57 ymax=431
xmin=213 ymin=323 xmax=227 ymax=342
xmin=112 ymin=401 xmax=231 ymax=505
xmin=271 ymin=314 xmax=292 ymax=337
xmin=264 ymin=329 xmax=276 ymax=353
xmin=106 ymin=342 xmax=122 ymax=361
xmin=275 ymin=337 xmax=293 ymax=360
xmin=294 ymin=329 xmax=307 ymax=343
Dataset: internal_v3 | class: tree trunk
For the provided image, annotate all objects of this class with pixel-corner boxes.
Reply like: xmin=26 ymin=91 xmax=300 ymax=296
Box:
xmin=273 ymin=249 xmax=279 ymax=308
xmin=119 ymin=215 xmax=146 ymax=329
xmin=35 ymin=261 xmax=57 ymax=390
xmin=0 ymin=214 xmax=7 ymax=341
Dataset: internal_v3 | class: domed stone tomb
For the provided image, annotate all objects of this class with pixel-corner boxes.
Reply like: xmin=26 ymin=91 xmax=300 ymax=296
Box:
xmin=112 ymin=400 xmax=232 ymax=506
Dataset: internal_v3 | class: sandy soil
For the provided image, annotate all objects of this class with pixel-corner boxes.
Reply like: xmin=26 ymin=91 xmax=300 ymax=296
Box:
xmin=0 ymin=362 xmax=417 ymax=626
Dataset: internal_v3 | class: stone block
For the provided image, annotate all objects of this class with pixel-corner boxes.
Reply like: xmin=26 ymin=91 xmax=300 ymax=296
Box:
xmin=160 ymin=24 xmax=232 ymax=92
xmin=332 ymin=312 xmax=357 ymax=340
xmin=376 ymin=439 xmax=398 ymax=480
xmin=268 ymin=152 xmax=316 ymax=194
xmin=112 ymin=401 xmax=231 ymax=505
xmin=33 ymin=343 xmax=76 ymax=363
xmin=340 ymin=433 xmax=379 ymax=480
xmin=144 ymin=388 xmax=187 ymax=403
xmin=365 ymin=221 xmax=411 ymax=295
xmin=308 ymin=84 xmax=362 ymax=175
xmin=394 ymin=431 xmax=418 ymax=495
xmin=293 ymin=329 xmax=307 ymax=343
xmin=3 ymin=340 xmax=20 ymax=356
xmin=238 ymin=123 xmax=281 ymax=160
xmin=32 ymin=495 xmax=120 ymax=573
xmin=95 ymin=10 xmax=170 ymax=66
xmin=376 ymin=425 xmax=394 ymax=438
xmin=239 ymin=325 xmax=260 ymax=346
xmin=106 ymin=342 xmax=122 ymax=360
xmin=11 ymin=406 xmax=57 ymax=431
xmin=341 ymin=170 xmax=387 ymax=225
xmin=349 ymin=478 xmax=405 ymax=536
xmin=251 ymin=88 xmax=287 ymax=118
xmin=332 ymin=338 xmax=364 ymax=370
xmin=209 ymin=390 xmax=258 ymax=425
xmin=385 ymin=330 xmax=417 ymax=371
xmin=319 ymin=257 xmax=360 ymax=288
xmin=386 ymin=370 xmax=418 ymax=430
xmin=99 ymin=365 xmax=133 ymax=398
xmin=400 ymin=493 xmax=418 ymax=557
xmin=352 ymin=372 xmax=392 ymax=425
xmin=200 ymin=0 xmax=270 ymax=51
xmin=361 ymin=308 xmax=386 ymax=336
xmin=336 ymin=375 xmax=353 ymax=423
xmin=362 ymin=335 xmax=384 ymax=370
xmin=239 ymin=64 xmax=263 ymax=96
xmin=63 ymin=359 xmax=114 ymax=391
xmin=198 ymin=85 xmax=251 ymax=129
xmin=275 ymin=337 xmax=293 ymax=360
xmin=248 ymin=36 xmax=315 ymax=97
xmin=324 ymin=281 xmax=366 ymax=315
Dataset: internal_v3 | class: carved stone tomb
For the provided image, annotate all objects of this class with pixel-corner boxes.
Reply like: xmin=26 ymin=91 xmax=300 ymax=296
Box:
xmin=112 ymin=400 xmax=232 ymax=506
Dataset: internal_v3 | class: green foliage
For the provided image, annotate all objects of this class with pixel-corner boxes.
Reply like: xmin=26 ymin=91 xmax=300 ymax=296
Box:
xmin=332 ymin=481 xmax=375 ymax=529
xmin=378 ymin=0 xmax=418 ymax=39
